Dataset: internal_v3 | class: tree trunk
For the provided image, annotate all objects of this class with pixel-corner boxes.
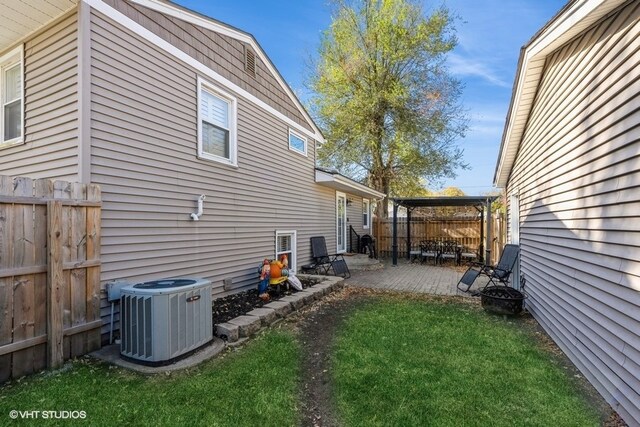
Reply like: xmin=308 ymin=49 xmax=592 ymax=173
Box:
xmin=372 ymin=173 xmax=390 ymax=219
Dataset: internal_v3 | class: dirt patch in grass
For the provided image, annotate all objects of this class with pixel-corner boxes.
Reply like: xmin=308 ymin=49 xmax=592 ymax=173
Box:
xmin=284 ymin=287 xmax=472 ymax=427
xmin=297 ymin=290 xmax=362 ymax=426
xmin=286 ymin=287 xmax=624 ymax=427
xmin=277 ymin=287 xmax=367 ymax=427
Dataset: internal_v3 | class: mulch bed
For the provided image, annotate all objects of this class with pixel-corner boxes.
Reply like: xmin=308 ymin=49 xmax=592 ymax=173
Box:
xmin=212 ymin=277 xmax=322 ymax=325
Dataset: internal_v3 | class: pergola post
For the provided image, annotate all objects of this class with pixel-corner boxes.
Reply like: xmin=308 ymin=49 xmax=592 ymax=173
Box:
xmin=486 ymin=198 xmax=492 ymax=264
xmin=392 ymin=202 xmax=399 ymax=266
xmin=406 ymin=208 xmax=411 ymax=260
xmin=479 ymin=206 xmax=484 ymax=263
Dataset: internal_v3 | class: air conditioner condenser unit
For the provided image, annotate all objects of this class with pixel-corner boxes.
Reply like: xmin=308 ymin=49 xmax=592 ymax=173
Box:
xmin=120 ymin=277 xmax=213 ymax=365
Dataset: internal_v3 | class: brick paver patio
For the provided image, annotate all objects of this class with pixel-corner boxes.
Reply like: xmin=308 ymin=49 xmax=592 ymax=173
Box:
xmin=346 ymin=260 xmax=487 ymax=296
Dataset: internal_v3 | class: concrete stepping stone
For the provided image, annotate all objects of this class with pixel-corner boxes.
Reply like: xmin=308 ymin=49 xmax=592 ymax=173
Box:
xmin=298 ymin=289 xmax=319 ymax=305
xmin=280 ymin=294 xmax=305 ymax=310
xmin=264 ymin=300 xmax=293 ymax=318
xmin=246 ymin=307 xmax=277 ymax=326
xmin=215 ymin=322 xmax=239 ymax=343
xmin=228 ymin=315 xmax=261 ymax=337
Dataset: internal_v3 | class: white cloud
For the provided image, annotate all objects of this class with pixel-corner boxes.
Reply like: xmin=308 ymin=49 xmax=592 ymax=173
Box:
xmin=447 ymin=53 xmax=512 ymax=88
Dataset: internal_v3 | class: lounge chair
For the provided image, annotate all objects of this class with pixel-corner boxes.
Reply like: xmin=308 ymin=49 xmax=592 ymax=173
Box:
xmin=309 ymin=236 xmax=351 ymax=279
xmin=456 ymin=244 xmax=520 ymax=293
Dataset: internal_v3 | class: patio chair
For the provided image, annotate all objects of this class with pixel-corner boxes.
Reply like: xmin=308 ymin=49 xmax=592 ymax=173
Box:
xmin=309 ymin=236 xmax=351 ymax=279
xmin=456 ymin=244 xmax=520 ymax=293
xmin=420 ymin=240 xmax=439 ymax=265
xmin=439 ymin=240 xmax=458 ymax=265
xmin=459 ymin=245 xmax=479 ymax=265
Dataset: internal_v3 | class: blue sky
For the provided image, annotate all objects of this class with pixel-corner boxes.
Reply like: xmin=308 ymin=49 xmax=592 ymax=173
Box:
xmin=175 ymin=0 xmax=566 ymax=195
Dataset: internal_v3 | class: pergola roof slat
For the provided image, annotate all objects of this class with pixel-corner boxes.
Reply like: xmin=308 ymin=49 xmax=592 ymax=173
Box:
xmin=392 ymin=196 xmax=498 ymax=208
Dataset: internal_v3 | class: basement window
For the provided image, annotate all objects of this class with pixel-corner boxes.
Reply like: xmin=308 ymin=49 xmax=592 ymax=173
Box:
xmin=275 ymin=230 xmax=296 ymax=272
xmin=0 ymin=46 xmax=23 ymax=147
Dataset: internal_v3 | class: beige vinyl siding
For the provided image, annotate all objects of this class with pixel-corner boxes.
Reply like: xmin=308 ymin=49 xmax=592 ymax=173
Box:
xmin=507 ymin=2 xmax=640 ymax=424
xmin=90 ymin=11 xmax=336 ymax=339
xmin=101 ymin=0 xmax=312 ymax=132
xmin=0 ymin=12 xmax=79 ymax=180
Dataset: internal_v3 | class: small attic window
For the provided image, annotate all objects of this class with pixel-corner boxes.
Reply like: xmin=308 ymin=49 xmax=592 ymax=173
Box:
xmin=244 ymin=46 xmax=256 ymax=78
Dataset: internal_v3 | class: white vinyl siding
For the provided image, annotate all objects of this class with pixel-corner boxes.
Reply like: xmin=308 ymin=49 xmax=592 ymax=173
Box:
xmin=275 ymin=230 xmax=296 ymax=272
xmin=288 ymin=128 xmax=307 ymax=156
xmin=197 ymin=77 xmax=237 ymax=166
xmin=89 ymin=11 xmax=336 ymax=342
xmin=0 ymin=13 xmax=79 ymax=180
xmin=363 ymin=199 xmax=370 ymax=229
xmin=0 ymin=46 xmax=23 ymax=146
xmin=506 ymin=2 xmax=640 ymax=424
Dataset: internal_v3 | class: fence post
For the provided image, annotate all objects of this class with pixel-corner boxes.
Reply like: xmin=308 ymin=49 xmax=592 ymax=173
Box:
xmin=47 ymin=200 xmax=64 ymax=369
xmin=392 ymin=203 xmax=398 ymax=265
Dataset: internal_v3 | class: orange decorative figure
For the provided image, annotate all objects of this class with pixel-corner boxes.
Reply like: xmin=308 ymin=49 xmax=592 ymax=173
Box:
xmin=270 ymin=258 xmax=283 ymax=279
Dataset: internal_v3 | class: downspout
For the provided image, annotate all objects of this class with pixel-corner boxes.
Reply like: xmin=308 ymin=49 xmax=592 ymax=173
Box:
xmin=77 ymin=1 xmax=91 ymax=183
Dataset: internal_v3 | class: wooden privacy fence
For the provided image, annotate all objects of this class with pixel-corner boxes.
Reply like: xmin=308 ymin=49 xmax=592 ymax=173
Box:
xmin=373 ymin=214 xmax=506 ymax=264
xmin=0 ymin=175 xmax=101 ymax=382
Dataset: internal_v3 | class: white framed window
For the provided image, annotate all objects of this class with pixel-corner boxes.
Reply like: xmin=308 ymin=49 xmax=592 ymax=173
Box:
xmin=1 ymin=46 xmax=24 ymax=147
xmin=363 ymin=199 xmax=370 ymax=229
xmin=275 ymin=230 xmax=297 ymax=272
xmin=288 ymin=128 xmax=307 ymax=156
xmin=197 ymin=77 xmax=237 ymax=166
xmin=336 ymin=192 xmax=347 ymax=253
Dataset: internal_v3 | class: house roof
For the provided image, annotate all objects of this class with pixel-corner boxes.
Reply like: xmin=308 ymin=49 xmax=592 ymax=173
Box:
xmin=493 ymin=0 xmax=629 ymax=188
xmin=132 ymin=0 xmax=324 ymax=143
xmin=315 ymin=168 xmax=386 ymax=200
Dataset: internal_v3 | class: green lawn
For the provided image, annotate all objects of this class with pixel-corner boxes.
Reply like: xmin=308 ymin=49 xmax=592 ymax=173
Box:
xmin=333 ymin=298 xmax=601 ymax=426
xmin=0 ymin=331 xmax=299 ymax=427
xmin=0 ymin=296 xmax=603 ymax=427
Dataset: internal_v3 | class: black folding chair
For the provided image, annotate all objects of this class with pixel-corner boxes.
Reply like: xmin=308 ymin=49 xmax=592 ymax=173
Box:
xmin=309 ymin=236 xmax=351 ymax=279
xmin=457 ymin=244 xmax=520 ymax=293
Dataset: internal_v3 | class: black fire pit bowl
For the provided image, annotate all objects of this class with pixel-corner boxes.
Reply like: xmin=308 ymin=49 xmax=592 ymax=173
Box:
xmin=480 ymin=285 xmax=525 ymax=316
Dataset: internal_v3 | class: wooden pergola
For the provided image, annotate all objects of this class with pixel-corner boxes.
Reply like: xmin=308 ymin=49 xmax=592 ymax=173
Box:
xmin=391 ymin=196 xmax=499 ymax=266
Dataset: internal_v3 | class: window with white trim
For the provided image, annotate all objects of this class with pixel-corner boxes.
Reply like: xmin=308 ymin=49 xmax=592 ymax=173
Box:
xmin=363 ymin=199 xmax=370 ymax=229
xmin=198 ymin=78 xmax=237 ymax=165
xmin=275 ymin=230 xmax=296 ymax=272
xmin=1 ymin=46 xmax=23 ymax=146
xmin=288 ymin=129 xmax=307 ymax=156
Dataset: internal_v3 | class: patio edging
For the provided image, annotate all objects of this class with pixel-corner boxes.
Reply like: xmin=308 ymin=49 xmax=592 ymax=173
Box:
xmin=216 ymin=275 xmax=345 ymax=343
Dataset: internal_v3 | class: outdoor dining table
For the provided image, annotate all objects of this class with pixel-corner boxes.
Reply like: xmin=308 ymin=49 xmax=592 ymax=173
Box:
xmin=418 ymin=241 xmax=463 ymax=265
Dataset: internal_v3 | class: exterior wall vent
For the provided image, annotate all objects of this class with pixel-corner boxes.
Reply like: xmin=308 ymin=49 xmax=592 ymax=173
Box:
xmin=120 ymin=278 xmax=213 ymax=365
xmin=245 ymin=46 xmax=256 ymax=77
